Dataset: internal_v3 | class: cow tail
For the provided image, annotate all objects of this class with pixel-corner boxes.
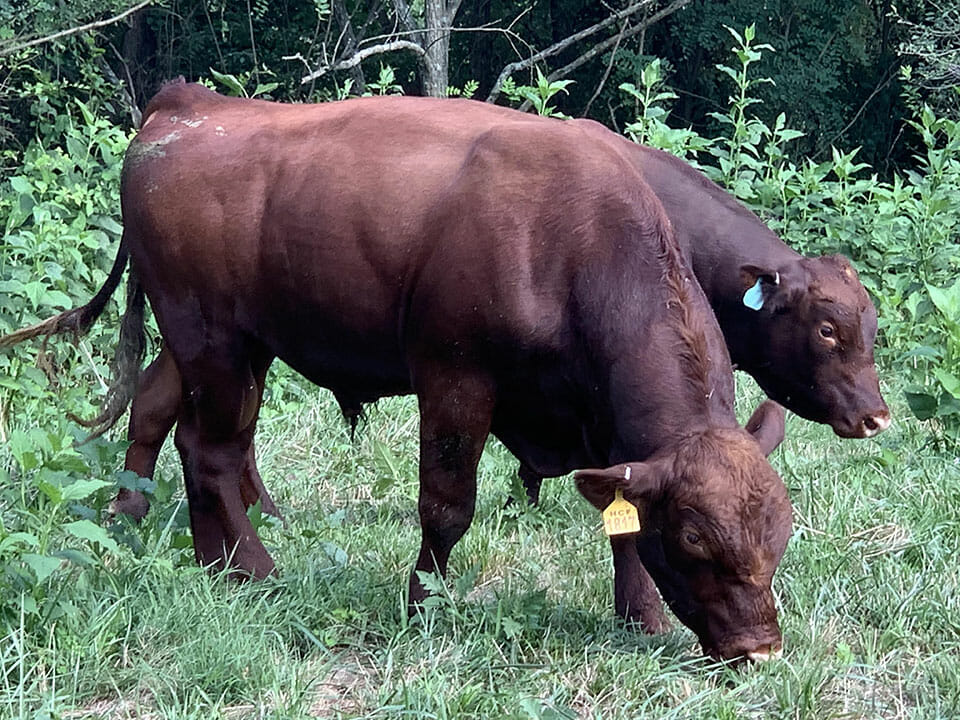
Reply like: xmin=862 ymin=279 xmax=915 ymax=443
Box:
xmin=0 ymin=235 xmax=146 ymax=439
xmin=67 ymin=269 xmax=145 ymax=440
xmin=0 ymin=241 xmax=130 ymax=350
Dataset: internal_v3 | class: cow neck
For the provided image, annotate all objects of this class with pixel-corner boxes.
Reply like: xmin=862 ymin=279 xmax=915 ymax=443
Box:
xmin=579 ymin=218 xmax=737 ymax=465
xmin=634 ymin=146 xmax=801 ymax=371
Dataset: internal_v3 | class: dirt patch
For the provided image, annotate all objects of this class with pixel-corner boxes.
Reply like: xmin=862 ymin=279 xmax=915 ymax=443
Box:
xmin=308 ymin=651 xmax=376 ymax=718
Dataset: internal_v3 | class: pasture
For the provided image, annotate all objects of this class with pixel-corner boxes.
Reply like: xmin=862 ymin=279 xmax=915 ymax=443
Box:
xmin=3 ymin=21 xmax=960 ymax=720
xmin=2 ymin=366 xmax=958 ymax=718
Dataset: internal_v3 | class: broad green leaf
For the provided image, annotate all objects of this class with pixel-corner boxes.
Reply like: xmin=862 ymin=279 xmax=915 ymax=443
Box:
xmin=88 ymin=214 xmax=124 ymax=236
xmin=934 ymin=369 xmax=960 ymax=399
xmin=10 ymin=176 xmax=32 ymax=195
xmin=60 ymin=478 xmax=113 ymax=501
xmin=52 ymin=548 xmax=96 ymax=566
xmin=63 ymin=520 xmax=120 ymax=553
xmin=22 ymin=553 xmax=62 ymax=583
xmin=76 ymin=99 xmax=96 ymax=126
xmin=253 ymin=82 xmax=279 ymax=97
xmin=0 ymin=532 xmax=40 ymax=553
xmin=209 ymin=68 xmax=246 ymax=97
xmin=904 ymin=390 xmax=938 ymax=421
xmin=927 ymin=282 xmax=960 ymax=322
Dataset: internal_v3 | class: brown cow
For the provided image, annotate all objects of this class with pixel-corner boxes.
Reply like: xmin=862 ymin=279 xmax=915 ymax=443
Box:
xmin=1 ymin=84 xmax=793 ymax=661
xmin=577 ymin=137 xmax=889 ymax=439
xmin=109 ymin=118 xmax=888 ymax=518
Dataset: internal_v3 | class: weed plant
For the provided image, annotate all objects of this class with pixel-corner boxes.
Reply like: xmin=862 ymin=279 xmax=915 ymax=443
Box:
xmin=1 ymin=26 xmax=959 ymax=719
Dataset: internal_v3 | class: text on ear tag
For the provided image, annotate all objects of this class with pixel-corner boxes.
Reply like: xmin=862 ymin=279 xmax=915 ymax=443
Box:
xmin=743 ymin=279 xmax=765 ymax=311
xmin=603 ymin=488 xmax=641 ymax=536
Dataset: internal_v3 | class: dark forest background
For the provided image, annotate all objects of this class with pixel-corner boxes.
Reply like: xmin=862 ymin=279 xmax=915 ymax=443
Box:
xmin=1 ymin=1 xmax=957 ymax=175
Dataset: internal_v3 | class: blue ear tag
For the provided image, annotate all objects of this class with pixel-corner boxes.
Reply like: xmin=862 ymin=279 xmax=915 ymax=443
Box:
xmin=743 ymin=279 xmax=765 ymax=311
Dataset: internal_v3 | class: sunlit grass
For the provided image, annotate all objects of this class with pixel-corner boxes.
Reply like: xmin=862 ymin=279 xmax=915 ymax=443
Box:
xmin=1 ymin=365 xmax=959 ymax=719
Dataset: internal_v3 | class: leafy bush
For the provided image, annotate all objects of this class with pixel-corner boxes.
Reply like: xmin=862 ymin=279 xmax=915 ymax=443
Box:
xmin=0 ymin=99 xmax=197 ymax=636
xmin=1 ymin=426 xmax=126 ymax=625
xmin=0 ymin=99 xmax=132 ymax=422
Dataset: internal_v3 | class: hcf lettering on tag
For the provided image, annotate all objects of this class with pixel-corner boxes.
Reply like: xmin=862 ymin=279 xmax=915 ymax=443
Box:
xmin=602 ymin=488 xmax=641 ymax=536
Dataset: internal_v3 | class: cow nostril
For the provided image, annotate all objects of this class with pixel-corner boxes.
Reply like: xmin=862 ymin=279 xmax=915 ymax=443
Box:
xmin=861 ymin=412 xmax=891 ymax=437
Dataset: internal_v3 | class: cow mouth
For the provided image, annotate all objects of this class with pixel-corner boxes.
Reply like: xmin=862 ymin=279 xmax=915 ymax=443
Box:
xmin=831 ymin=409 xmax=891 ymax=439
xmin=700 ymin=624 xmax=783 ymax=664
xmin=703 ymin=638 xmax=783 ymax=665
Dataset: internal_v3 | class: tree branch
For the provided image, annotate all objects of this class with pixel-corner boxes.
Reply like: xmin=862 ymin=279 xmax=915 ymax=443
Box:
xmin=486 ymin=0 xmax=657 ymax=102
xmin=582 ymin=16 xmax=629 ymax=117
xmin=0 ymin=0 xmax=156 ymax=57
xmin=544 ymin=0 xmax=692 ymax=87
xmin=300 ymin=40 xmax=426 ymax=83
xmin=819 ymin=63 xmax=898 ymax=152
xmin=332 ymin=0 xmax=367 ymax=90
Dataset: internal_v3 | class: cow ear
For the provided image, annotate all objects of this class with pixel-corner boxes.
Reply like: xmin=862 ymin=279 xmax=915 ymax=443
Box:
xmin=739 ymin=265 xmax=782 ymax=311
xmin=744 ymin=399 xmax=786 ymax=456
xmin=575 ymin=461 xmax=663 ymax=512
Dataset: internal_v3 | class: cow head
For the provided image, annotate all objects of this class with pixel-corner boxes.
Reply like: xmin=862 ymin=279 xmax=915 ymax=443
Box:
xmin=739 ymin=254 xmax=890 ymax=438
xmin=576 ymin=401 xmax=792 ymax=663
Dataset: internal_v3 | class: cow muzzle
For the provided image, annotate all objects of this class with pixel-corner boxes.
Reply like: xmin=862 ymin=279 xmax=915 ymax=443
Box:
xmin=746 ymin=641 xmax=783 ymax=663
xmin=705 ymin=627 xmax=783 ymax=665
xmin=833 ymin=406 xmax=891 ymax=439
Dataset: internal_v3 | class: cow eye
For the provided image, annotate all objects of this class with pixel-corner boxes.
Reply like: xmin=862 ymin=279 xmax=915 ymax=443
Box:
xmin=818 ymin=323 xmax=836 ymax=342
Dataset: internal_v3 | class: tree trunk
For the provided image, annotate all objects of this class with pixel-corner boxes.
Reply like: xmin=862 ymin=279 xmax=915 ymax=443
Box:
xmin=421 ymin=0 xmax=455 ymax=97
xmin=333 ymin=0 xmax=366 ymax=93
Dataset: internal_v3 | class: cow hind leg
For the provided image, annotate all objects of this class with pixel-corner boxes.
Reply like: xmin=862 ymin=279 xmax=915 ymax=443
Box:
xmin=238 ymin=440 xmax=281 ymax=520
xmin=235 ymin=364 xmax=281 ymax=519
xmin=174 ymin=350 xmax=276 ymax=580
xmin=408 ymin=368 xmax=495 ymax=611
xmin=112 ymin=348 xmax=281 ymax=523
xmin=112 ymin=346 xmax=181 ymax=521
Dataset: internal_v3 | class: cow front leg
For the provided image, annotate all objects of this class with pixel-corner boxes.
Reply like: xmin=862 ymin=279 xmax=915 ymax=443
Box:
xmin=519 ymin=463 xmax=544 ymax=506
xmin=611 ymin=536 xmax=669 ymax=633
xmin=408 ymin=370 xmax=495 ymax=610
xmin=175 ymin=355 xmax=276 ymax=579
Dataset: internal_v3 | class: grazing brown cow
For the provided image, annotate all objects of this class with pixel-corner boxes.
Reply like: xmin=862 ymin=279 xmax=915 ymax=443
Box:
xmin=1 ymin=84 xmax=793 ymax=661
xmin=109 ymin=118 xmax=889 ymax=519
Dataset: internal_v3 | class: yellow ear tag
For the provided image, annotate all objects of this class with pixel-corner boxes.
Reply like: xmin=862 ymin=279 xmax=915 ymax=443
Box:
xmin=602 ymin=488 xmax=641 ymax=536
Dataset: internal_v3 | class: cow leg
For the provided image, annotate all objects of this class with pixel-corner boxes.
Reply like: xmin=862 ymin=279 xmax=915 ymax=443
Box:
xmin=112 ymin=347 xmax=181 ymax=521
xmin=235 ymin=363 xmax=281 ymax=519
xmin=611 ymin=536 xmax=669 ymax=633
xmin=237 ymin=439 xmax=280 ymax=518
xmin=519 ymin=463 xmax=544 ymax=506
xmin=174 ymin=351 xmax=276 ymax=579
xmin=408 ymin=370 xmax=495 ymax=610
xmin=112 ymin=346 xmax=281 ymax=522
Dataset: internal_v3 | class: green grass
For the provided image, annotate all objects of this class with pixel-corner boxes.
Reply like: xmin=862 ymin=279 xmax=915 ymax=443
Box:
xmin=2 ymin=367 xmax=960 ymax=719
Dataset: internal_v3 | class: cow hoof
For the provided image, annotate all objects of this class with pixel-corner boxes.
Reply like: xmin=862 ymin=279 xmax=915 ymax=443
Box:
xmin=623 ymin=605 xmax=671 ymax=634
xmin=109 ymin=488 xmax=150 ymax=522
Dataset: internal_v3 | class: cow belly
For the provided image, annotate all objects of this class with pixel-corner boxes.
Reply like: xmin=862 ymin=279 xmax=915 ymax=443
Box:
xmin=267 ymin=334 xmax=412 ymax=403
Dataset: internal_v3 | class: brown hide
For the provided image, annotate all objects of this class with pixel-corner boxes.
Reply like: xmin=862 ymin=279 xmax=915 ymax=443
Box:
xmin=112 ymin=109 xmax=889 ymax=517
xmin=116 ymin=85 xmax=792 ymax=661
